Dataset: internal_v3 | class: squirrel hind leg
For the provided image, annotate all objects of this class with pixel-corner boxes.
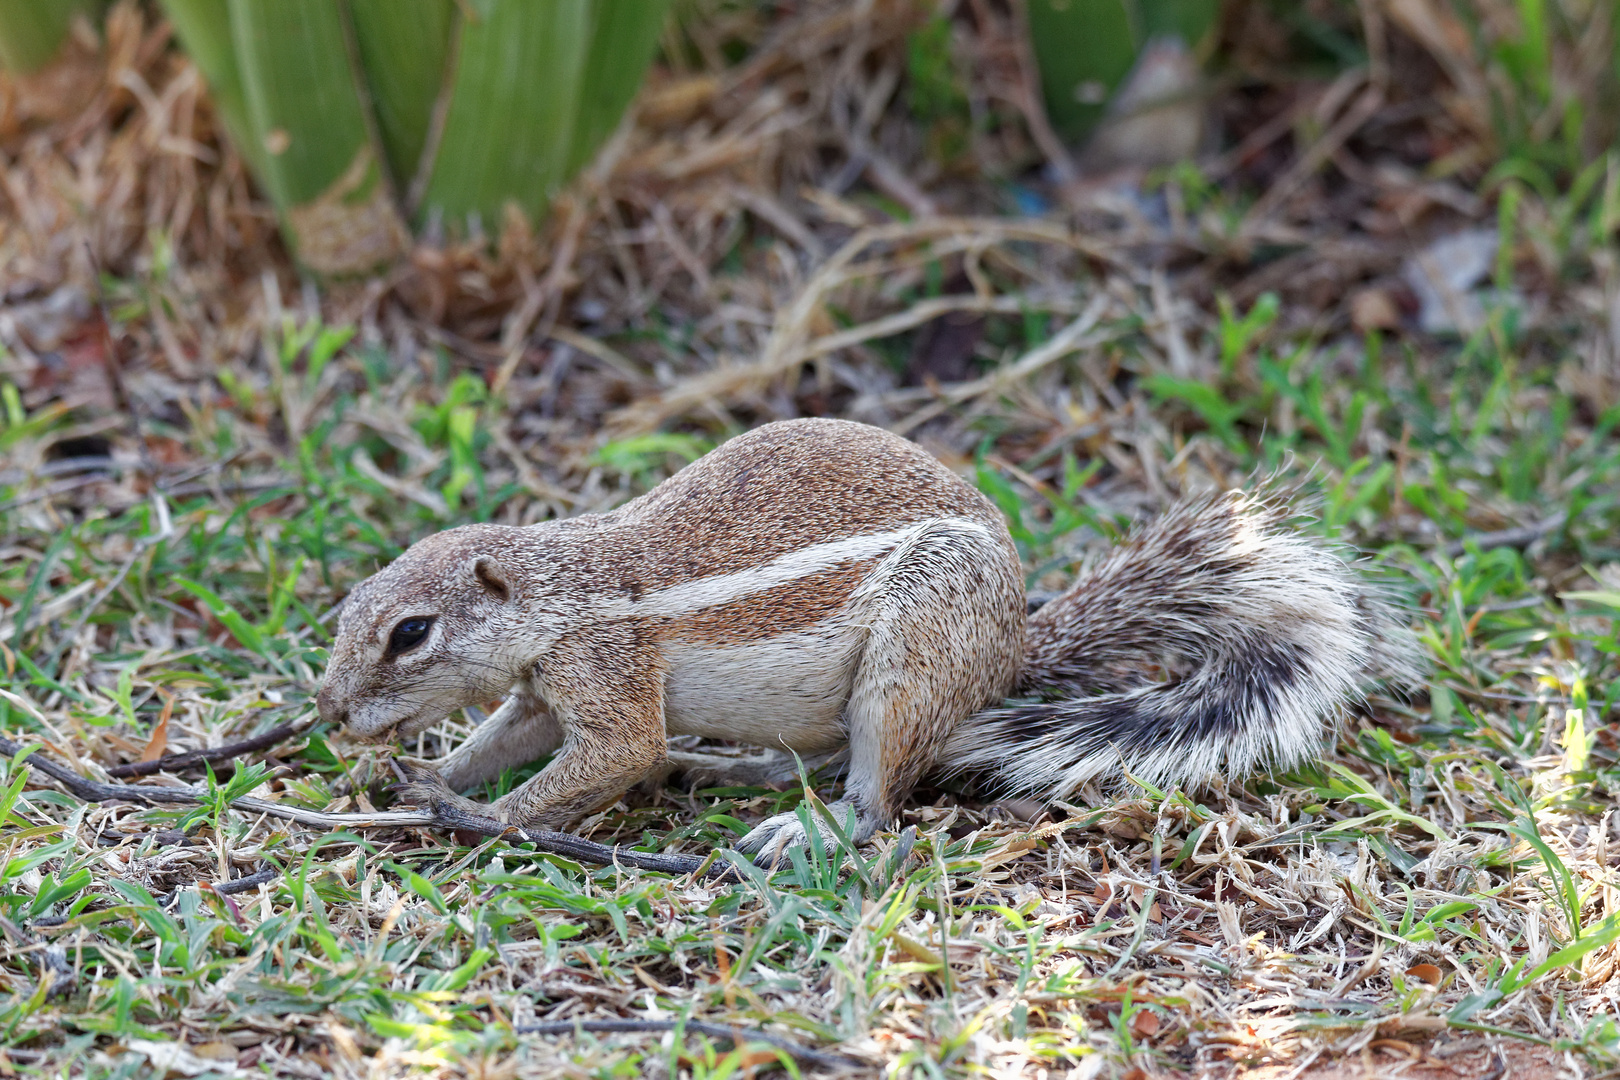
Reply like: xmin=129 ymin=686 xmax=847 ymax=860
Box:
xmin=739 ymin=521 xmax=1025 ymax=865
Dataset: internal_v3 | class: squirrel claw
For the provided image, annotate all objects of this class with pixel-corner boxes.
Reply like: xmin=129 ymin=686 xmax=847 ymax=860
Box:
xmin=391 ymin=764 xmax=507 ymax=849
xmin=391 ymin=762 xmax=459 ymax=812
xmin=736 ymin=801 xmax=870 ymax=868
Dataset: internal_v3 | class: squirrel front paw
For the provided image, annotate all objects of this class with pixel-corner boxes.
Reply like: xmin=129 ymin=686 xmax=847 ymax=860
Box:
xmin=392 ymin=762 xmax=490 ymax=819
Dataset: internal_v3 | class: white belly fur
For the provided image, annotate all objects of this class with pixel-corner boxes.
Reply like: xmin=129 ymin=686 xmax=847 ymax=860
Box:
xmin=662 ymin=622 xmax=863 ymax=752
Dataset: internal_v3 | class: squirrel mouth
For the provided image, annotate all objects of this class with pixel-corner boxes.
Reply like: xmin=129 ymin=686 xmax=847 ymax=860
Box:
xmin=393 ymin=711 xmax=440 ymax=740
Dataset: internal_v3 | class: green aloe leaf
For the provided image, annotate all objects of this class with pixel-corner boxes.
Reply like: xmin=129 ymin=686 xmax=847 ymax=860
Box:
xmin=1026 ymin=0 xmax=1217 ymax=142
xmin=418 ymin=0 xmax=668 ymax=234
xmin=164 ymin=0 xmax=667 ymax=268
xmin=229 ymin=0 xmax=406 ymax=274
xmin=416 ymin=0 xmax=591 ymax=232
xmin=347 ymin=0 xmax=454 ymax=192
xmin=565 ymin=0 xmax=671 ymax=177
xmin=0 ymin=0 xmax=99 ymax=73
xmin=160 ymin=0 xmax=266 ymax=183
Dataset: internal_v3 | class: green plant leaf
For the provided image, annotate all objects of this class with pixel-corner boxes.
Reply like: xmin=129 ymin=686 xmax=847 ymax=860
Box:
xmin=174 ymin=576 xmax=267 ymax=656
xmin=348 ymin=0 xmax=455 ymax=190
xmin=418 ymin=0 xmax=668 ymax=232
xmin=0 ymin=0 xmax=100 ymax=73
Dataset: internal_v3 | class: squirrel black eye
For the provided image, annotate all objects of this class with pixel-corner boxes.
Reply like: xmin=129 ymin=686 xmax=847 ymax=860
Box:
xmin=387 ymin=617 xmax=433 ymax=656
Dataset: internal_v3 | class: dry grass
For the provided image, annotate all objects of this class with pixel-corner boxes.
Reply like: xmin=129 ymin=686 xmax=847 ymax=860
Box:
xmin=1 ymin=1 xmax=1619 ymax=1076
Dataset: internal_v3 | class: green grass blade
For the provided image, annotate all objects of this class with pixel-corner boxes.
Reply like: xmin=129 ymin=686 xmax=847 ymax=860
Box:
xmin=0 ymin=0 xmax=97 ymax=73
xmin=1510 ymin=917 xmax=1620 ymax=992
xmin=174 ymin=577 xmax=267 ymax=657
xmin=227 ymin=0 xmax=405 ymax=273
xmin=347 ymin=0 xmax=454 ymax=192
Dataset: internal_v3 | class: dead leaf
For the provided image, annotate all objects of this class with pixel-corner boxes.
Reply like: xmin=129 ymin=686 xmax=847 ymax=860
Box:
xmin=137 ymin=691 xmax=174 ymax=763
xmin=1102 ymin=816 xmax=1143 ymax=840
xmin=1350 ymin=287 xmax=1400 ymax=332
xmin=890 ymin=932 xmax=942 ymax=966
xmin=123 ymin=1039 xmax=244 ymax=1077
xmin=640 ymin=74 xmax=720 ymax=127
xmin=977 ymin=835 xmax=1039 ymax=869
xmin=1379 ymin=1014 xmax=1447 ymax=1034
xmin=1405 ymin=963 xmax=1443 ymax=986
xmin=634 ymin=965 xmax=671 ymax=993
xmin=190 ymin=1042 xmax=238 ymax=1063
xmin=1130 ymin=1010 xmax=1160 ymax=1038
xmin=284 ymin=146 xmax=408 ymax=275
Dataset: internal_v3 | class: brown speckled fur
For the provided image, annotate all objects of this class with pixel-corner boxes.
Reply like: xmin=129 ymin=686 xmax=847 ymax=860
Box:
xmin=320 ymin=418 xmax=1416 ymax=862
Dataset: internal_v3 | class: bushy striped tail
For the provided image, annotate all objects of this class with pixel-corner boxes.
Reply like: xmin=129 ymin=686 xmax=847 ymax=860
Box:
xmin=941 ymin=488 xmax=1419 ymax=798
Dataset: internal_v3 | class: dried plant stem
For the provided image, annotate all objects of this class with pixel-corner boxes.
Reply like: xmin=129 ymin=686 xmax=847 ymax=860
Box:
xmin=891 ymin=292 xmax=1115 ymax=435
xmin=611 ymin=217 xmax=1119 ymax=433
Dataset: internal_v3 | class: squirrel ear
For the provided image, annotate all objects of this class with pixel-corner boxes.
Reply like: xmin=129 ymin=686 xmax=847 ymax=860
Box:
xmin=472 ymin=556 xmax=512 ymax=603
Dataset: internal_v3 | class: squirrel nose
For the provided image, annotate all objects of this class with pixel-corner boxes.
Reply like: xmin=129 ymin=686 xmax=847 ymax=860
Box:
xmin=315 ymin=686 xmax=347 ymax=727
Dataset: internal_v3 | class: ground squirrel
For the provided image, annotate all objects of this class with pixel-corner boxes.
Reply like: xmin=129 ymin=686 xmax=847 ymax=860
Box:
xmin=318 ymin=418 xmax=1417 ymax=862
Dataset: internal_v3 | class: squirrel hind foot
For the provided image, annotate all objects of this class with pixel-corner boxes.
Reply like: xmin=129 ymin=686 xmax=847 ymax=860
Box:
xmin=735 ymin=799 xmax=877 ymax=867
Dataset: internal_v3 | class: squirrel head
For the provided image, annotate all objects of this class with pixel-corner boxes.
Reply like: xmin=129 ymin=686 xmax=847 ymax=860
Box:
xmin=318 ymin=524 xmax=553 ymax=740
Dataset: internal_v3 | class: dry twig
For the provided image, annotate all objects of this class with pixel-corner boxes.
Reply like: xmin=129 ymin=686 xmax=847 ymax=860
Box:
xmin=104 ymin=717 xmax=315 ymax=778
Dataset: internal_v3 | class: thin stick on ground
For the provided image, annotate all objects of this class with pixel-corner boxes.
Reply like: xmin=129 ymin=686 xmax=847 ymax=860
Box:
xmin=209 ymin=866 xmax=279 ymax=896
xmin=0 ymin=916 xmax=73 ymax=1000
xmin=1440 ymin=512 xmax=1569 ymax=557
xmin=0 ymin=734 xmax=718 ymax=878
xmin=105 ymin=717 xmax=316 ymax=778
